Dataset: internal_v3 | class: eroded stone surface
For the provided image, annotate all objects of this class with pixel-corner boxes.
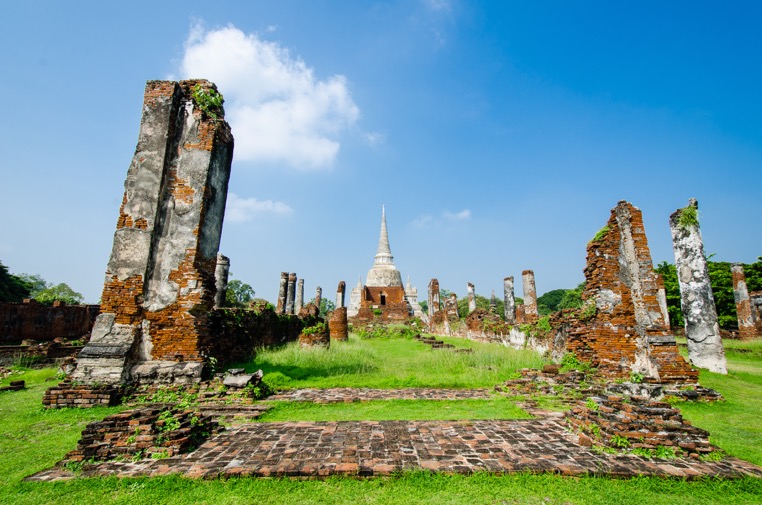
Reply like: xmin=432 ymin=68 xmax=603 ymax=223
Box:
xmin=669 ymin=199 xmax=727 ymax=374
xmin=522 ymin=270 xmax=538 ymax=322
xmin=732 ymin=263 xmax=756 ymax=340
xmin=504 ymin=276 xmax=516 ymax=324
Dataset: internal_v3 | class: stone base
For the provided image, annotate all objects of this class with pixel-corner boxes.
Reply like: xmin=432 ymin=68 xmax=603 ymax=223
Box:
xmin=130 ymin=361 xmax=205 ymax=385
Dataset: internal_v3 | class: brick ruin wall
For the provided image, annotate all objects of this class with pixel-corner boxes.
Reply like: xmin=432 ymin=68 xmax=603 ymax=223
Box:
xmin=352 ymin=286 xmax=410 ymax=324
xmin=0 ymin=300 xmax=99 ymax=344
xmin=71 ymin=79 xmax=234 ymax=386
xmin=562 ymin=201 xmax=697 ymax=383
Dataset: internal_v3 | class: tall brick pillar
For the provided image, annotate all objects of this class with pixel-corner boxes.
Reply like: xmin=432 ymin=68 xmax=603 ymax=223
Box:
xmin=73 ymin=79 xmax=234 ymax=385
xmin=214 ymin=253 xmax=230 ymax=309
xmin=276 ymin=272 xmax=288 ymax=315
xmin=428 ymin=279 xmax=440 ymax=318
xmin=669 ymin=199 xmax=727 ymax=374
xmin=286 ymin=273 xmax=297 ymax=315
xmin=655 ymin=273 xmax=671 ymax=331
xmin=315 ymin=286 xmax=322 ymax=311
xmin=329 ymin=281 xmax=349 ymax=341
xmin=732 ymin=263 xmax=756 ymax=340
xmin=296 ymin=278 xmax=304 ymax=313
xmin=522 ymin=270 xmax=538 ymax=322
xmin=504 ymin=276 xmax=516 ymax=325
xmin=467 ymin=283 xmax=476 ymax=313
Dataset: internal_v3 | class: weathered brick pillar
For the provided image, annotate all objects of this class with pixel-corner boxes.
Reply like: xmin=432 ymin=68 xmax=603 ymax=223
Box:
xmin=669 ymin=199 xmax=727 ymax=374
xmin=522 ymin=270 xmax=538 ymax=322
xmin=504 ymin=276 xmax=516 ymax=325
xmin=489 ymin=291 xmax=498 ymax=314
xmin=428 ymin=278 xmax=440 ymax=318
xmin=315 ymin=286 xmax=322 ymax=311
xmin=732 ymin=263 xmax=756 ymax=340
xmin=286 ymin=273 xmax=297 ymax=315
xmin=329 ymin=281 xmax=348 ymax=341
xmin=214 ymin=253 xmax=230 ymax=309
xmin=655 ymin=273 xmax=671 ymax=330
xmin=336 ymin=281 xmax=346 ymax=308
xmin=73 ymin=79 xmax=234 ymax=385
xmin=276 ymin=272 xmax=288 ymax=314
xmin=445 ymin=293 xmax=459 ymax=321
xmin=467 ymin=283 xmax=476 ymax=313
xmin=296 ymin=279 xmax=304 ymax=313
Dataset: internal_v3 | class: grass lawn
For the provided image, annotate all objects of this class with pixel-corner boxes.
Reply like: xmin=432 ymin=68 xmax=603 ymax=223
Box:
xmin=1 ymin=334 xmax=761 ymax=504
xmin=243 ymin=333 xmax=545 ymax=389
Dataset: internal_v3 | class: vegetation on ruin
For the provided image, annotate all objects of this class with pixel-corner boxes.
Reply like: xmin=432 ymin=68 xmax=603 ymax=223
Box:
xmin=301 ymin=322 xmax=327 ymax=335
xmin=655 ymin=257 xmax=762 ymax=330
xmin=246 ymin=333 xmax=544 ymax=390
xmin=677 ymin=204 xmax=700 ymax=229
xmin=589 ymin=224 xmax=610 ymax=243
xmin=2 ymin=337 xmax=762 ymax=503
xmin=191 ymin=84 xmax=224 ymax=119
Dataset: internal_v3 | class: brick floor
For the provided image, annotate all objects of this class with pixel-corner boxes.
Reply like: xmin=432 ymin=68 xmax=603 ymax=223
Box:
xmin=28 ymin=418 xmax=762 ymax=481
xmin=268 ymin=388 xmax=496 ymax=403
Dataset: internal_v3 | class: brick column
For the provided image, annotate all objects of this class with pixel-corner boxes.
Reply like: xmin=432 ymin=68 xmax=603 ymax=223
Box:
xmin=522 ymin=270 xmax=538 ymax=322
xmin=467 ymin=282 xmax=476 ymax=313
xmin=732 ymin=263 xmax=756 ymax=340
xmin=504 ymin=276 xmax=516 ymax=324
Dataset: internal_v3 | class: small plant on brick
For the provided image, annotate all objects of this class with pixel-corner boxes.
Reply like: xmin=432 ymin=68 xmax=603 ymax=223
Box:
xmin=580 ymin=300 xmax=597 ymax=320
xmin=559 ymin=353 xmax=594 ymax=374
xmin=653 ymin=445 xmax=679 ymax=459
xmin=699 ymin=450 xmax=726 ymax=462
xmin=302 ymin=322 xmax=328 ymax=335
xmin=373 ymin=309 xmax=383 ymax=317
xmin=587 ymin=422 xmax=601 ymax=438
xmin=677 ymin=204 xmax=699 ymax=229
xmin=589 ymin=225 xmax=610 ymax=244
xmin=191 ymin=84 xmax=225 ymax=119
xmin=585 ymin=398 xmax=600 ymax=411
xmin=151 ymin=450 xmax=170 ymax=460
xmin=632 ymin=447 xmax=654 ymax=458
xmin=536 ymin=316 xmax=552 ymax=332
xmin=610 ymin=434 xmax=631 ymax=449
xmin=629 ymin=371 xmax=645 ymax=383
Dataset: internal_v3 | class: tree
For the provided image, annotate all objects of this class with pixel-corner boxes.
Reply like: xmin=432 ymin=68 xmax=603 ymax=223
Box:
xmin=0 ymin=261 xmax=31 ymax=302
xmin=419 ymin=300 xmax=428 ymax=314
xmin=537 ymin=289 xmax=567 ymax=313
xmin=225 ymin=279 xmax=255 ymax=308
xmin=308 ymin=297 xmax=335 ymax=318
xmin=34 ymin=283 xmax=84 ymax=305
xmin=655 ymin=257 xmax=762 ymax=331
xmin=15 ymin=272 xmax=84 ymax=306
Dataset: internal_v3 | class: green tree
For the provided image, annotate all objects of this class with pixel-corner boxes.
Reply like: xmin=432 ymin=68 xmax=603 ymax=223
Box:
xmin=0 ymin=261 xmax=31 ymax=302
xmin=537 ymin=289 xmax=567 ymax=313
xmin=17 ymin=273 xmax=47 ymax=296
xmin=419 ymin=300 xmax=428 ymax=314
xmin=656 ymin=257 xmax=762 ymax=330
xmin=308 ymin=297 xmax=335 ymax=318
xmin=225 ymin=279 xmax=255 ymax=308
xmin=34 ymin=283 xmax=84 ymax=305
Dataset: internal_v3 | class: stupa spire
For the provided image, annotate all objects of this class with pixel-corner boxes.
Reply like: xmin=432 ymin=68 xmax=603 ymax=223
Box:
xmin=374 ymin=205 xmax=394 ymax=265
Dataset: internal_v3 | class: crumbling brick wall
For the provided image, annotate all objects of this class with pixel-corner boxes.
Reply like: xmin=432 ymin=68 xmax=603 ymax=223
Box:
xmin=562 ymin=201 xmax=697 ymax=383
xmin=72 ymin=79 xmax=234 ymax=386
xmin=0 ymin=300 xmax=98 ymax=344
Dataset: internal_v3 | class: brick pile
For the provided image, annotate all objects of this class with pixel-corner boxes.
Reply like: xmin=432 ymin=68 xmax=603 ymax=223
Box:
xmin=43 ymin=379 xmax=123 ymax=408
xmin=565 ymin=395 xmax=716 ymax=457
xmin=61 ymin=406 xmax=220 ymax=463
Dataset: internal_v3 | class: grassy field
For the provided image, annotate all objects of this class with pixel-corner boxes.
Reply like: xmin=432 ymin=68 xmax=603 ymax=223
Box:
xmin=1 ymin=334 xmax=761 ymax=504
xmin=244 ymin=333 xmax=545 ymax=389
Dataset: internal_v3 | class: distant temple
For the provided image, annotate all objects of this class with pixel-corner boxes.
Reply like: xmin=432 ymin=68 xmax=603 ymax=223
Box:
xmin=347 ymin=207 xmax=427 ymax=323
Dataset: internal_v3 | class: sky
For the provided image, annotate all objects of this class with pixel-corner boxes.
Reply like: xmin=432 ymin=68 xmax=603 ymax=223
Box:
xmin=1 ymin=1 xmax=760 ymax=304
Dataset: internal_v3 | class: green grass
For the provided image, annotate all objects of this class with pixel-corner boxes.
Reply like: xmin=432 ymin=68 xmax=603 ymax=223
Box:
xmin=3 ymin=471 xmax=762 ymax=505
xmin=243 ymin=333 xmax=544 ymax=389
xmin=678 ymin=338 xmax=762 ymax=466
xmin=2 ymin=336 xmax=762 ymax=504
xmin=0 ymin=368 xmax=124 ymax=486
xmin=258 ymin=397 xmax=531 ymax=422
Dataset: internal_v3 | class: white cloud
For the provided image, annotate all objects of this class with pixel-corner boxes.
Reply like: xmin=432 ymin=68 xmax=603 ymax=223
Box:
xmin=226 ymin=193 xmax=293 ymax=223
xmin=363 ymin=131 xmax=385 ymax=146
xmin=444 ymin=209 xmax=471 ymax=220
xmin=423 ymin=0 xmax=452 ymax=12
xmin=412 ymin=214 xmax=434 ymax=228
xmin=179 ymin=24 xmax=359 ymax=169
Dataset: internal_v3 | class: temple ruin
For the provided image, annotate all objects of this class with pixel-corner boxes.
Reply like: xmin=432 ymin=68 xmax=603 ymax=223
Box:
xmin=552 ymin=201 xmax=698 ymax=383
xmin=72 ymin=80 xmax=234 ymax=385
xmin=347 ymin=206 xmax=426 ymax=323
xmin=732 ymin=263 xmax=756 ymax=340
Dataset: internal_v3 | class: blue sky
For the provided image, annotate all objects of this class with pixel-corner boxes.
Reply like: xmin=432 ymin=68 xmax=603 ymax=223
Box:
xmin=1 ymin=1 xmax=760 ymax=304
